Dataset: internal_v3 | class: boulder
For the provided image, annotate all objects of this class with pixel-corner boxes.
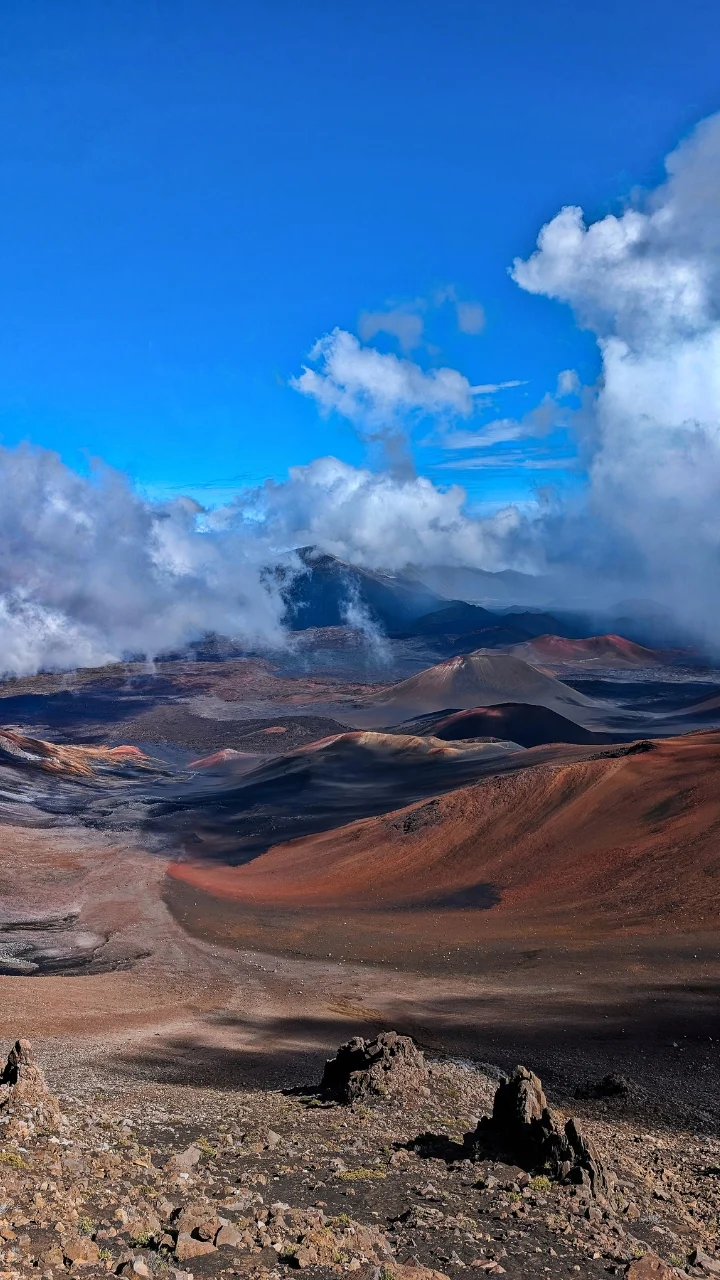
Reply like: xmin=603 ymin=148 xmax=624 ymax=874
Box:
xmin=321 ymin=1031 xmax=428 ymax=1104
xmin=0 ymin=1038 xmax=49 ymax=1100
xmin=173 ymin=1200 xmax=221 ymax=1241
xmin=465 ymin=1064 xmax=612 ymax=1200
xmin=0 ymin=1037 xmax=62 ymax=1133
xmin=174 ymin=1232 xmax=217 ymax=1261
xmin=689 ymin=1250 xmax=720 ymax=1277
xmin=62 ymin=1234 xmax=101 ymax=1268
xmin=625 ymin=1255 xmax=683 ymax=1279
xmin=125 ymin=1206 xmax=162 ymax=1245
xmin=166 ymin=1143 xmax=202 ymax=1173
xmin=215 ymin=1223 xmax=244 ymax=1248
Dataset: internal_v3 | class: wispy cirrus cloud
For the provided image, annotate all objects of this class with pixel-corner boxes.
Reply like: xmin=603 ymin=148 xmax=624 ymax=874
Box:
xmin=435 ymin=451 xmax=575 ymax=471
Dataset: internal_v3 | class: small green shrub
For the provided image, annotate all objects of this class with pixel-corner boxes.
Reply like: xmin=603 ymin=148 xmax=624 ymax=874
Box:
xmin=0 ymin=1152 xmax=24 ymax=1168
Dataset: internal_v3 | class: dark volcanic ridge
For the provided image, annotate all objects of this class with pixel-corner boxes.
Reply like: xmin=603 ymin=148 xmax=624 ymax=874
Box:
xmin=394 ymin=703 xmax=606 ymax=748
xmin=154 ymin=730 xmax=524 ymax=866
xmin=106 ymin=707 xmax=353 ymax=754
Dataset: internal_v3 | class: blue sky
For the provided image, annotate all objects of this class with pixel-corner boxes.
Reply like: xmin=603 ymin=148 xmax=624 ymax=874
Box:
xmin=1 ymin=0 xmax=719 ymax=510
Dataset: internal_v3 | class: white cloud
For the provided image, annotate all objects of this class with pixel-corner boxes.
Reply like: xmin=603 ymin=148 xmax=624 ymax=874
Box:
xmin=358 ymin=305 xmax=425 ymax=351
xmin=443 ymin=419 xmax=525 ymax=449
xmin=509 ymin=112 xmax=720 ymax=639
xmin=0 ymin=444 xmax=286 ymax=677
xmin=471 ymin=379 xmax=526 ymax=393
xmin=241 ymin=455 xmax=521 ymax=573
xmin=291 ymin=328 xmax=480 ymax=423
xmin=435 ymin=451 xmax=574 ymax=471
xmin=557 ymin=368 xmax=580 ymax=397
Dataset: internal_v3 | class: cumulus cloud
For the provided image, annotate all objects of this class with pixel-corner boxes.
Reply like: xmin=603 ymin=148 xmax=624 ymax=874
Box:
xmin=240 ymin=455 xmax=521 ymax=573
xmin=0 ymin=444 xmax=286 ymax=677
xmin=291 ymin=328 xmax=481 ymax=424
xmin=509 ymin=112 xmax=720 ymax=638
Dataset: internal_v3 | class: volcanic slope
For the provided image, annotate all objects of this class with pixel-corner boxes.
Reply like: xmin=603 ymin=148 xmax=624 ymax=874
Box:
xmin=0 ymin=728 xmax=155 ymax=778
xmin=349 ymin=651 xmax=602 ymax=727
xmin=500 ymin=633 xmax=665 ymax=669
xmin=396 ymin=703 xmax=603 ymax=748
xmin=169 ymin=730 xmax=720 ymax=941
xmin=155 ymin=730 xmax=522 ymax=864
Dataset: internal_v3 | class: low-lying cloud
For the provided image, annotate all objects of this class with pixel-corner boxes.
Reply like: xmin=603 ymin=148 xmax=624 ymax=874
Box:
xmin=0 ymin=445 xmax=287 ymax=677
xmin=239 ymin=455 xmax=520 ymax=573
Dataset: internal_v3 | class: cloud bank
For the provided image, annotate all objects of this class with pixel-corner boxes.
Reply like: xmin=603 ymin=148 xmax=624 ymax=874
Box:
xmin=240 ymin=455 xmax=520 ymax=573
xmin=510 ymin=111 xmax=720 ymax=634
xmin=0 ymin=445 xmax=287 ymax=677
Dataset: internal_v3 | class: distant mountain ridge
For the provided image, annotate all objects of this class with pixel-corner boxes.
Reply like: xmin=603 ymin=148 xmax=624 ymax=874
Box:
xmin=280 ymin=548 xmax=581 ymax=644
xmin=497 ymin=633 xmax=666 ymax=668
xmin=280 ymin=546 xmax=446 ymax=630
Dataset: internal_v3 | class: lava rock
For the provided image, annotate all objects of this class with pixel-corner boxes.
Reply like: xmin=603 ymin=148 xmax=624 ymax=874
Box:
xmin=465 ymin=1064 xmax=612 ymax=1199
xmin=575 ymin=1073 xmax=631 ymax=1099
xmin=321 ymin=1031 xmax=428 ymax=1104
xmin=173 ymin=1199 xmax=221 ymax=1241
xmin=0 ymin=1038 xmax=51 ymax=1102
xmin=0 ymin=1036 xmax=63 ymax=1134
xmin=174 ymin=1232 xmax=217 ymax=1261
xmin=625 ymin=1254 xmax=684 ymax=1278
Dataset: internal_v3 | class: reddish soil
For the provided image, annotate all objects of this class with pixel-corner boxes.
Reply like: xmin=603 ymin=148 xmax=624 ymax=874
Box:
xmin=167 ymin=731 xmax=720 ymax=945
xmin=352 ymin=652 xmax=597 ymax=727
xmin=0 ymin=728 xmax=152 ymax=777
xmin=503 ymin=633 xmax=664 ymax=668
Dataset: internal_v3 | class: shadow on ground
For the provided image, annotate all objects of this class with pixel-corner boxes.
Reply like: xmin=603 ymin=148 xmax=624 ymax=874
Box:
xmin=108 ymin=982 xmax=720 ymax=1129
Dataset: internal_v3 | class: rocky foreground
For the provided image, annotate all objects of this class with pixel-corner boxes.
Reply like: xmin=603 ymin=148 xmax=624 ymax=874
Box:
xmin=0 ymin=1035 xmax=719 ymax=1280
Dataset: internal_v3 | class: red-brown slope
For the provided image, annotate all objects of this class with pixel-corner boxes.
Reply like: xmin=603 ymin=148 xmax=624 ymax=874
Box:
xmin=501 ymin=633 xmax=663 ymax=668
xmin=0 ymin=728 xmax=152 ymax=778
xmin=355 ymin=651 xmax=598 ymax=726
xmin=169 ymin=731 xmax=720 ymax=937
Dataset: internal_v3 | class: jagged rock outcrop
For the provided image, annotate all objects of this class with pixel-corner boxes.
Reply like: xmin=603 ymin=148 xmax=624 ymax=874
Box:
xmin=0 ymin=1038 xmax=62 ymax=1135
xmin=465 ymin=1064 xmax=612 ymax=1199
xmin=1 ymin=1038 xmax=48 ymax=1099
xmin=321 ymin=1030 xmax=429 ymax=1104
